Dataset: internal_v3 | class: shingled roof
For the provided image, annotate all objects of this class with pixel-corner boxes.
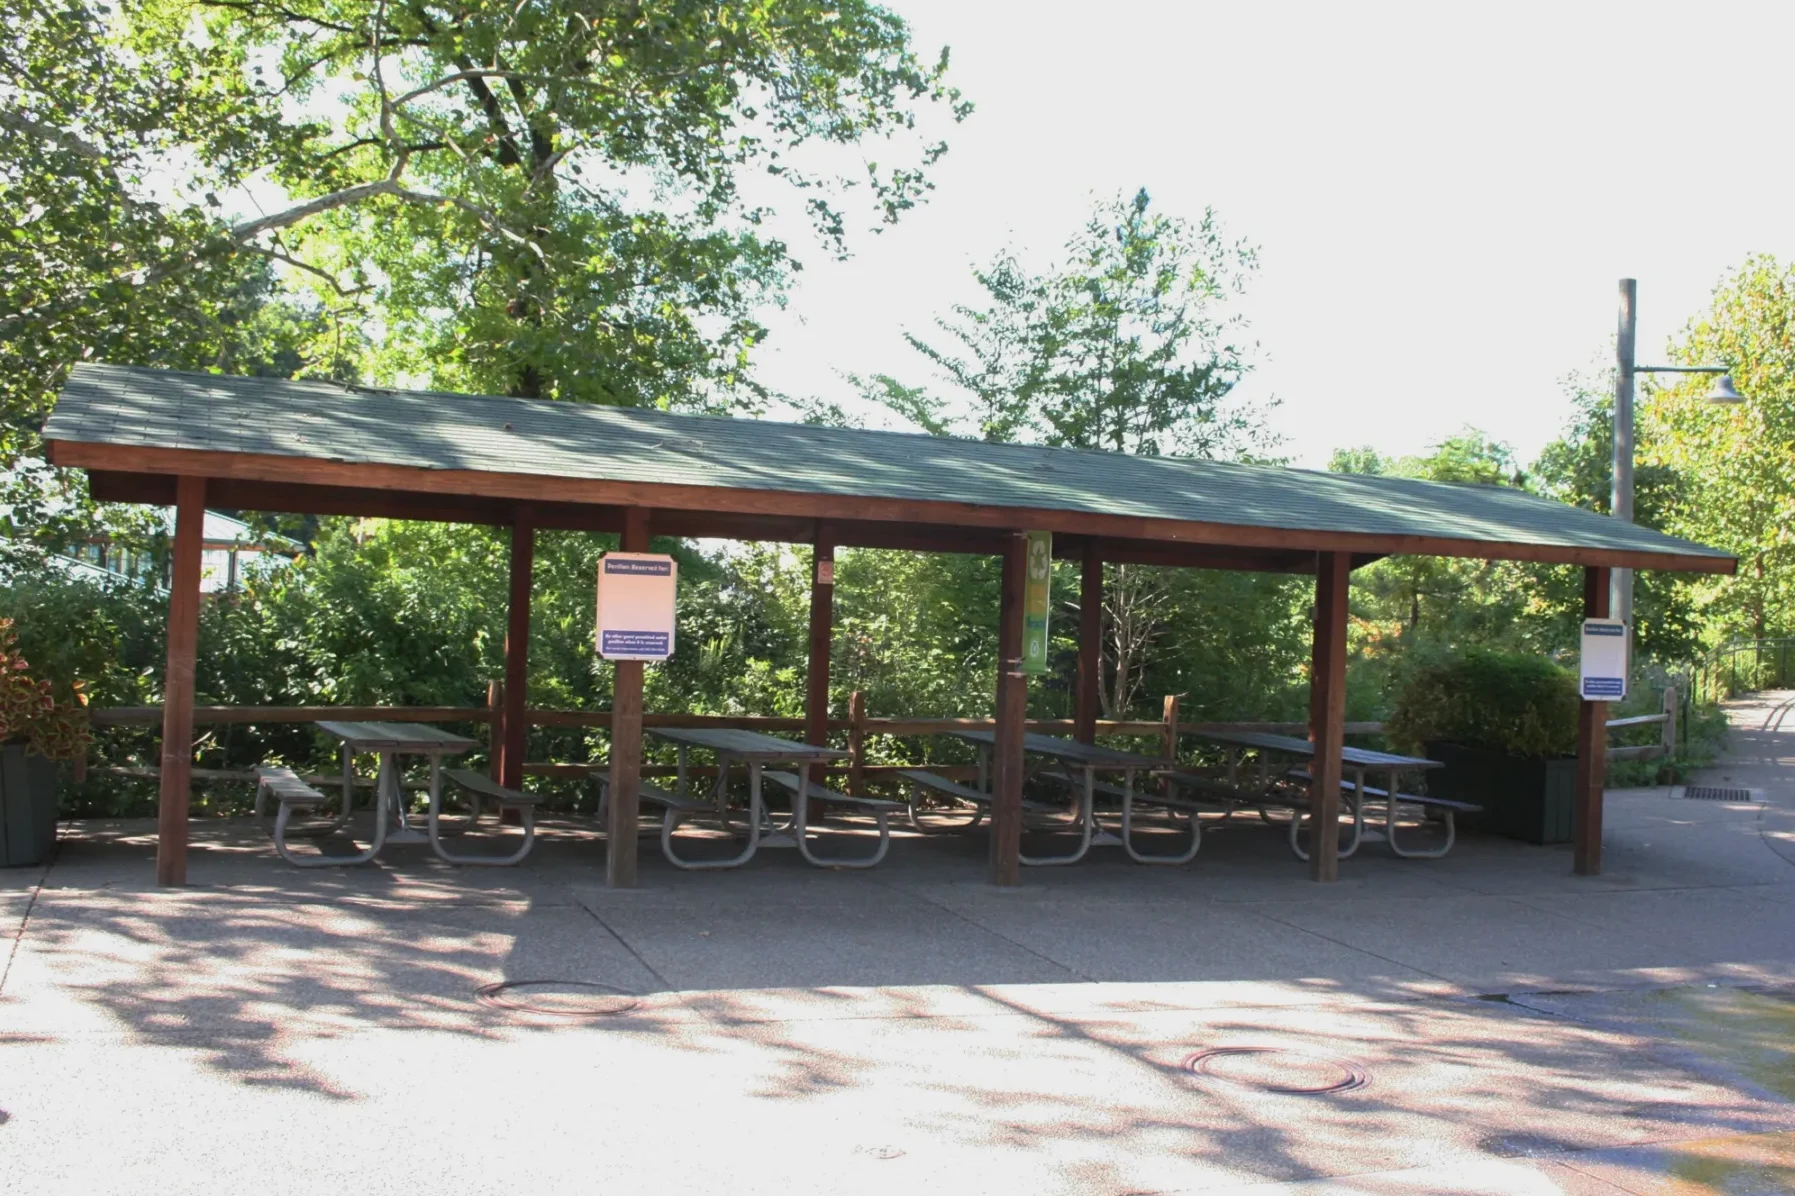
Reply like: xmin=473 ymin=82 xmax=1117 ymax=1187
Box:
xmin=42 ymin=363 xmax=1735 ymax=573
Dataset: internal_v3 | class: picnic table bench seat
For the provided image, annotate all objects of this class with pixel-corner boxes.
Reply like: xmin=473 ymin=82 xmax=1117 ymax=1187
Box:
xmin=431 ymin=769 xmax=540 ymax=866
xmin=443 ymin=768 xmax=543 ymax=809
xmin=895 ymin=768 xmax=1061 ymax=833
xmin=1040 ymin=768 xmax=1217 ymax=814
xmin=256 ymin=765 xmax=384 ymax=868
xmin=635 ymin=781 xmax=709 ymax=813
xmin=1034 ymin=767 xmax=1204 ymax=866
xmin=254 ymin=765 xmax=328 ymax=810
xmin=628 ymin=778 xmax=766 ymax=872
xmin=761 ymin=771 xmax=903 ymax=869
xmin=761 ymin=771 xmax=906 ymax=815
xmin=589 ymin=766 xmax=773 ymax=872
xmin=1284 ymin=768 xmax=1478 ymax=859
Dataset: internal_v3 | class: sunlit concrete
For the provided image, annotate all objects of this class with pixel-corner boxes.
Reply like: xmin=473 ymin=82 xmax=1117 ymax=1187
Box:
xmin=4 ymin=693 xmax=1795 ymax=1194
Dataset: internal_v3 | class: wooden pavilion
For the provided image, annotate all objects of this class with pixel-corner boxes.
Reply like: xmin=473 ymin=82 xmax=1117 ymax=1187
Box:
xmin=42 ymin=364 xmax=1738 ymax=888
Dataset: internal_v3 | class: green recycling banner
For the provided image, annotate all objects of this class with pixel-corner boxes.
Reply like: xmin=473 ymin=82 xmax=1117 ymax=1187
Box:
xmin=1022 ymin=531 xmax=1052 ymax=675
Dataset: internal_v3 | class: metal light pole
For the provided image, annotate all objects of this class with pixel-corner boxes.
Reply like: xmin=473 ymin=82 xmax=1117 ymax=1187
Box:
xmin=1610 ymin=277 xmax=1743 ymax=628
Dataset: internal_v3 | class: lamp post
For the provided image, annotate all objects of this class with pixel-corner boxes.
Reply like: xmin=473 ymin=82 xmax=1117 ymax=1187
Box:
xmin=1610 ymin=278 xmax=1743 ymax=627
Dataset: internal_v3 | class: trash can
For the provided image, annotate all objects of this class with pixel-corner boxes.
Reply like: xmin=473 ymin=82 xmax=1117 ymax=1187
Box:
xmin=1 ymin=744 xmax=58 ymax=867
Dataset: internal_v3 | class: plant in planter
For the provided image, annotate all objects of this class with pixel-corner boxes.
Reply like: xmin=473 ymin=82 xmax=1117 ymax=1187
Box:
xmin=1386 ymin=649 xmax=1580 ymax=844
xmin=0 ymin=619 xmax=90 ymax=867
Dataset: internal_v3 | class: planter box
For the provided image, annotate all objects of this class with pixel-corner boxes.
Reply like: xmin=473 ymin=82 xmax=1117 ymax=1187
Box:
xmin=1425 ymin=741 xmax=1578 ymax=845
xmin=0 ymin=744 xmax=58 ymax=868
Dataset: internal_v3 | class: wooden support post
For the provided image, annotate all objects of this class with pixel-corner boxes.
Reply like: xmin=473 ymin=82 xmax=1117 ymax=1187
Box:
xmin=1575 ymin=565 xmax=1612 ymax=876
xmin=805 ymin=533 xmax=835 ymax=801
xmin=1662 ymin=684 xmax=1679 ymax=758
xmin=1161 ymin=693 xmax=1180 ymax=794
xmin=605 ymin=508 xmax=651 ymax=888
xmin=500 ymin=506 xmax=535 ymax=791
xmin=157 ymin=476 xmax=206 ymax=887
xmin=1307 ymin=551 xmax=1350 ymax=883
xmin=848 ymin=690 xmax=867 ymax=795
xmin=486 ymin=679 xmax=503 ymax=781
xmin=990 ymin=532 xmax=1027 ymax=886
xmin=1074 ymin=543 xmax=1102 ymax=744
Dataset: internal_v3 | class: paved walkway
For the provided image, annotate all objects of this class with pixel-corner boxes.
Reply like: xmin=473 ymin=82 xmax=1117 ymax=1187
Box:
xmin=6 ymin=695 xmax=1795 ymax=1193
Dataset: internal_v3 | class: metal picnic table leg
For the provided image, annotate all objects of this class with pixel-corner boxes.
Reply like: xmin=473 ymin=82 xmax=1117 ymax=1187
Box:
xmin=1220 ymin=747 xmax=1240 ymax=824
xmin=1020 ymin=761 xmax=1094 ymax=867
xmin=1342 ymin=765 xmax=1365 ymax=857
xmin=1289 ymin=763 xmax=1365 ymax=862
xmin=1386 ymin=766 xmax=1456 ymax=858
xmin=659 ymin=758 xmax=762 ymax=871
xmin=1255 ymin=751 xmax=1282 ymax=825
xmin=382 ymin=751 xmax=429 ymax=845
xmin=428 ymin=753 xmax=536 ymax=867
xmin=677 ymin=744 xmax=689 ymax=800
xmin=795 ymin=759 xmax=892 ymax=869
xmin=1120 ymin=765 xmax=1201 ymax=865
xmin=272 ymin=745 xmax=385 ymax=868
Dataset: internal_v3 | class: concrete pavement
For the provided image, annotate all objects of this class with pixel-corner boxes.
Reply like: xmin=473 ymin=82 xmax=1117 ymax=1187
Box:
xmin=6 ymin=694 xmax=1795 ymax=1194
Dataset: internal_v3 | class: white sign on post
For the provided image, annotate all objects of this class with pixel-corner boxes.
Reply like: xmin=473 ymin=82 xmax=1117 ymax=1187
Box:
xmin=1580 ymin=619 xmax=1628 ymax=700
xmin=596 ymin=553 xmax=677 ymax=661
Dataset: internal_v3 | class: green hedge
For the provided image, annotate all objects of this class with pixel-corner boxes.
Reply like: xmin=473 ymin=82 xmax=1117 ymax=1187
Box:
xmin=1386 ymin=648 xmax=1579 ymax=760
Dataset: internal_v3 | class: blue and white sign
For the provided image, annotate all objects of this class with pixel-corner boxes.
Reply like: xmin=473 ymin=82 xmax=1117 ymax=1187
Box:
xmin=1580 ymin=618 xmax=1628 ymax=700
xmin=596 ymin=553 xmax=677 ymax=662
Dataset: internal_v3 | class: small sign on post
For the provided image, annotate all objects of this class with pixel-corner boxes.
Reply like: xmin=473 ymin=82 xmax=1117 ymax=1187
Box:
xmin=1580 ymin=619 xmax=1628 ymax=700
xmin=1021 ymin=531 xmax=1051 ymax=675
xmin=597 ymin=553 xmax=677 ymax=661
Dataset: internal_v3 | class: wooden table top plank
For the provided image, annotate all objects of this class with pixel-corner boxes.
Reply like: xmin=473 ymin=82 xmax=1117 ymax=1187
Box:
xmin=946 ymin=729 xmax=1166 ymax=769
xmin=1185 ymin=728 xmax=1439 ymax=769
xmin=315 ymin=720 xmax=479 ymax=752
xmin=648 ymin=726 xmax=849 ymax=761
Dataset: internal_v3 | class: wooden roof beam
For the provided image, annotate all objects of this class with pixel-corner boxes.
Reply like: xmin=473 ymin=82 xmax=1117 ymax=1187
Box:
xmin=54 ymin=441 xmax=1737 ymax=575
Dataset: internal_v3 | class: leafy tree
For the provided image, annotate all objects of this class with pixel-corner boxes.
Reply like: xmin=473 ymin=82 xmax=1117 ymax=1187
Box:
xmin=1532 ymin=373 xmax=1699 ymax=660
xmin=103 ymin=0 xmax=968 ymax=409
xmin=1333 ymin=430 xmax=1519 ymax=633
xmin=872 ymin=187 xmax=1269 ymax=457
xmin=1642 ymin=255 xmax=1795 ymax=641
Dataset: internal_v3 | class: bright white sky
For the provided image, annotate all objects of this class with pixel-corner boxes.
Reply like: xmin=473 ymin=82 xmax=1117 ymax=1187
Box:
xmin=752 ymin=0 xmax=1795 ymax=468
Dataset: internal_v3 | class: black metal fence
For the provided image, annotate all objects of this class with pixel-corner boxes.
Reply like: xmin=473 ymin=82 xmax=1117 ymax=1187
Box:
xmin=1692 ymin=638 xmax=1795 ymax=704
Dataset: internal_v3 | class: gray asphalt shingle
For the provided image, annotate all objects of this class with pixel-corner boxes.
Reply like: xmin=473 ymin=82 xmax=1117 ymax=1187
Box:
xmin=43 ymin=363 xmax=1733 ymax=568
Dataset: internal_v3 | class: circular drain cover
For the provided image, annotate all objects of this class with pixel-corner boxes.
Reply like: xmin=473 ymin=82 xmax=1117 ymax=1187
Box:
xmin=1183 ymin=1047 xmax=1368 ymax=1095
xmin=476 ymin=980 xmax=641 ymax=1017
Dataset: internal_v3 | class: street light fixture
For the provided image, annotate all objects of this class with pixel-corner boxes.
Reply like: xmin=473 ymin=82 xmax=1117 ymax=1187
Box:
xmin=1611 ymin=277 xmax=1744 ymax=628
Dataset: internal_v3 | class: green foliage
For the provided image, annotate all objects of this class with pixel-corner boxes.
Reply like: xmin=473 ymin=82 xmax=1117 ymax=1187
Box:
xmin=1641 ymin=255 xmax=1795 ymax=643
xmin=1386 ymin=648 xmax=1580 ymax=760
xmin=0 ymin=618 xmax=92 ymax=761
xmin=873 ymin=188 xmax=1272 ymax=457
xmin=116 ymin=0 xmax=969 ymax=407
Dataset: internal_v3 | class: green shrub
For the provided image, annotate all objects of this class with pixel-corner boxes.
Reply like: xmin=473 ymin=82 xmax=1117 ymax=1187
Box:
xmin=1386 ymin=648 xmax=1579 ymax=759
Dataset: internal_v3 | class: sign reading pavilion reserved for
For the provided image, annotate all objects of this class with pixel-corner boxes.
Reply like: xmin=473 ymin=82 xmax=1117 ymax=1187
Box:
xmin=597 ymin=553 xmax=677 ymax=661
xmin=1580 ymin=618 xmax=1628 ymax=700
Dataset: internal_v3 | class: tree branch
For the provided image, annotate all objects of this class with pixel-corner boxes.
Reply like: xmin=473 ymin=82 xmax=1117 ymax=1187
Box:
xmin=242 ymin=243 xmax=370 ymax=298
xmin=0 ymin=109 xmax=108 ymax=161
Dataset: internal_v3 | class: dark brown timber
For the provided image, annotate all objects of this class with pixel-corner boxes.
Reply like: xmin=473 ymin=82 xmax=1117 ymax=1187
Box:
xmin=48 ymin=441 xmax=1737 ymax=575
xmin=1574 ymin=565 xmax=1613 ymax=876
xmin=1075 ymin=543 xmax=1102 ymax=743
xmin=157 ymin=475 xmax=206 ymax=887
xmin=605 ymin=508 xmax=652 ymax=888
xmin=806 ymin=532 xmax=835 ymax=797
xmin=500 ymin=505 xmax=535 ymax=791
xmin=990 ymin=532 xmax=1028 ymax=886
xmin=1307 ymin=551 xmax=1351 ymax=883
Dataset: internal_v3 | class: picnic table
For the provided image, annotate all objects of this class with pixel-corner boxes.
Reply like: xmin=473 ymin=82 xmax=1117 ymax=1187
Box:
xmin=291 ymin=721 xmax=480 ymax=864
xmin=1178 ymin=729 xmax=1450 ymax=859
xmin=946 ymin=730 xmax=1206 ymax=865
xmin=641 ymin=727 xmax=899 ymax=869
